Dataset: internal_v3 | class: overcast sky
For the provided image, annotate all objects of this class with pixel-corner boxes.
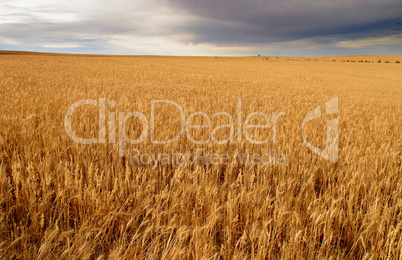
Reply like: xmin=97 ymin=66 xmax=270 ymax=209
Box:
xmin=1 ymin=0 xmax=401 ymax=56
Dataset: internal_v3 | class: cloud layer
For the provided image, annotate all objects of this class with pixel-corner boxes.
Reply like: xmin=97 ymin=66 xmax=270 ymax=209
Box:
xmin=1 ymin=0 xmax=401 ymax=55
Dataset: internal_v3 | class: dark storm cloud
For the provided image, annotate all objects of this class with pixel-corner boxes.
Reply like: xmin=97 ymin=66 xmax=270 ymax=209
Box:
xmin=165 ymin=0 xmax=402 ymax=45
xmin=1 ymin=0 xmax=401 ymax=55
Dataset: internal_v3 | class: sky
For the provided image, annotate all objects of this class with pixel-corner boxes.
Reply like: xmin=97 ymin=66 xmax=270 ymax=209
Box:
xmin=0 ymin=0 xmax=401 ymax=56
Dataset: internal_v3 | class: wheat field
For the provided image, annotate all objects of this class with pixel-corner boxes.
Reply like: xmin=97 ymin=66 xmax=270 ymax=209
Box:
xmin=0 ymin=52 xmax=401 ymax=259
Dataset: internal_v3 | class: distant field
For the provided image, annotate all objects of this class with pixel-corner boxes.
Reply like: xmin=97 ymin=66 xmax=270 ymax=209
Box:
xmin=1 ymin=50 xmax=401 ymax=63
xmin=0 ymin=52 xmax=401 ymax=259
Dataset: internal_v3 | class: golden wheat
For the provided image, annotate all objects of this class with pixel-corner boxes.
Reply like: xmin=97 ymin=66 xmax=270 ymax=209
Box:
xmin=0 ymin=53 xmax=401 ymax=259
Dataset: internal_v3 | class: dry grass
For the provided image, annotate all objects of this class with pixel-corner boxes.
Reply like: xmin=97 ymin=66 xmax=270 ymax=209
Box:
xmin=0 ymin=53 xmax=401 ymax=259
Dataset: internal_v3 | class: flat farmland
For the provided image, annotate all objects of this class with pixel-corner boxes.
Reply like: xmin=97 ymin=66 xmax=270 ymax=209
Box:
xmin=0 ymin=53 xmax=401 ymax=259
